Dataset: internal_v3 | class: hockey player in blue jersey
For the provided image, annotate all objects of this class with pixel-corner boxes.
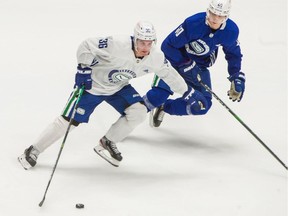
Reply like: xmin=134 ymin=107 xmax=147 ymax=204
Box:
xmin=143 ymin=0 xmax=246 ymax=127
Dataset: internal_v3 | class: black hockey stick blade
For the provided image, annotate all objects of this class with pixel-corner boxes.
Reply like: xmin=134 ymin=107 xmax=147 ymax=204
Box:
xmin=39 ymin=197 xmax=45 ymax=207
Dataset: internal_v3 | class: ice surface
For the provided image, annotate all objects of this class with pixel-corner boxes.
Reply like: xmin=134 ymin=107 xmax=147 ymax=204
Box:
xmin=0 ymin=0 xmax=287 ymax=216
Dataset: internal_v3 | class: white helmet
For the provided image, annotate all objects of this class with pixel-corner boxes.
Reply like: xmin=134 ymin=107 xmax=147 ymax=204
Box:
xmin=208 ymin=0 xmax=232 ymax=17
xmin=133 ymin=21 xmax=157 ymax=43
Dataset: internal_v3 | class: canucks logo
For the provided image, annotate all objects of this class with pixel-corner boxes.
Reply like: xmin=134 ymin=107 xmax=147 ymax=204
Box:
xmin=76 ymin=107 xmax=85 ymax=115
xmin=108 ymin=69 xmax=137 ymax=83
xmin=185 ymin=39 xmax=210 ymax=56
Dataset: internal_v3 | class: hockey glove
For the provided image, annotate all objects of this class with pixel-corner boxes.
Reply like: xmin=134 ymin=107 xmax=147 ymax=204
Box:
xmin=177 ymin=60 xmax=201 ymax=86
xmin=75 ymin=64 xmax=92 ymax=90
xmin=182 ymin=86 xmax=208 ymax=113
xmin=227 ymin=72 xmax=246 ymax=102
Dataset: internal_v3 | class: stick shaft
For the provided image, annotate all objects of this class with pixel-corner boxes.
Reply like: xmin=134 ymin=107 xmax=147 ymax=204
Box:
xmin=39 ymin=87 xmax=85 ymax=207
xmin=199 ymin=81 xmax=287 ymax=170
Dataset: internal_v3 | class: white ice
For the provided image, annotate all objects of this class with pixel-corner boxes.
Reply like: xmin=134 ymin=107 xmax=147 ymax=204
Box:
xmin=0 ymin=0 xmax=287 ymax=216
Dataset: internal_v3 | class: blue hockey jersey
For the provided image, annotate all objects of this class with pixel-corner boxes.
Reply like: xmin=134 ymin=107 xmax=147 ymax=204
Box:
xmin=161 ymin=12 xmax=242 ymax=76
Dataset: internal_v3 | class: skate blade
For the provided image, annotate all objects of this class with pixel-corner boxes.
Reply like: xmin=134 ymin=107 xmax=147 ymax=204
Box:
xmin=93 ymin=146 xmax=120 ymax=167
xmin=149 ymin=109 xmax=155 ymax=128
xmin=17 ymin=155 xmax=32 ymax=170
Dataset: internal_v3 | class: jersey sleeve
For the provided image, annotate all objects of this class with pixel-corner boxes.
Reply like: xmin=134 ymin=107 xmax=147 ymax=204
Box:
xmin=223 ymin=40 xmax=243 ymax=76
xmin=161 ymin=22 xmax=191 ymax=66
xmin=77 ymin=37 xmax=112 ymax=66
xmin=222 ymin=22 xmax=243 ymax=76
xmin=154 ymin=57 xmax=188 ymax=95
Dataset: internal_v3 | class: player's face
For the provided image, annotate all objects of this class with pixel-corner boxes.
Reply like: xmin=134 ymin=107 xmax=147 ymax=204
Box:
xmin=135 ymin=39 xmax=153 ymax=57
xmin=207 ymin=11 xmax=226 ymax=30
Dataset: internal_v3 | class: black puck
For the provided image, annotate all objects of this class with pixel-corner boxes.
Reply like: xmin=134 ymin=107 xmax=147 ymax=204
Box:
xmin=75 ymin=203 xmax=84 ymax=209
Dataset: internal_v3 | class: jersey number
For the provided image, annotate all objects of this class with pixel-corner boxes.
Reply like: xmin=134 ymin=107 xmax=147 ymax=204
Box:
xmin=98 ymin=38 xmax=108 ymax=48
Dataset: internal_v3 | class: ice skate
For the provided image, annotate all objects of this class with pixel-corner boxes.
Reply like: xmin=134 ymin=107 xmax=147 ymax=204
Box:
xmin=150 ymin=105 xmax=165 ymax=127
xmin=94 ymin=136 xmax=122 ymax=167
xmin=18 ymin=145 xmax=40 ymax=170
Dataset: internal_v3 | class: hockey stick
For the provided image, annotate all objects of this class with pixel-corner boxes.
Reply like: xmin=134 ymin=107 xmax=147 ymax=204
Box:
xmin=197 ymin=76 xmax=287 ymax=170
xmin=39 ymin=86 xmax=85 ymax=207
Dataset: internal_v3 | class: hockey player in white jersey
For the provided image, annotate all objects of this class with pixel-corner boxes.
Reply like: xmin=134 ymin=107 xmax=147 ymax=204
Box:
xmin=18 ymin=21 xmax=207 ymax=168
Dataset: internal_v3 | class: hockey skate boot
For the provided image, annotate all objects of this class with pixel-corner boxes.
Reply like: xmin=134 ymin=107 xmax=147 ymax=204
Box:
xmin=94 ymin=136 xmax=122 ymax=167
xmin=151 ymin=105 xmax=165 ymax=127
xmin=18 ymin=145 xmax=40 ymax=170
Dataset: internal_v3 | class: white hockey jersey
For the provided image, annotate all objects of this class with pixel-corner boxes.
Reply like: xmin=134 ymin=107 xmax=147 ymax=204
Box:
xmin=77 ymin=35 xmax=188 ymax=96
